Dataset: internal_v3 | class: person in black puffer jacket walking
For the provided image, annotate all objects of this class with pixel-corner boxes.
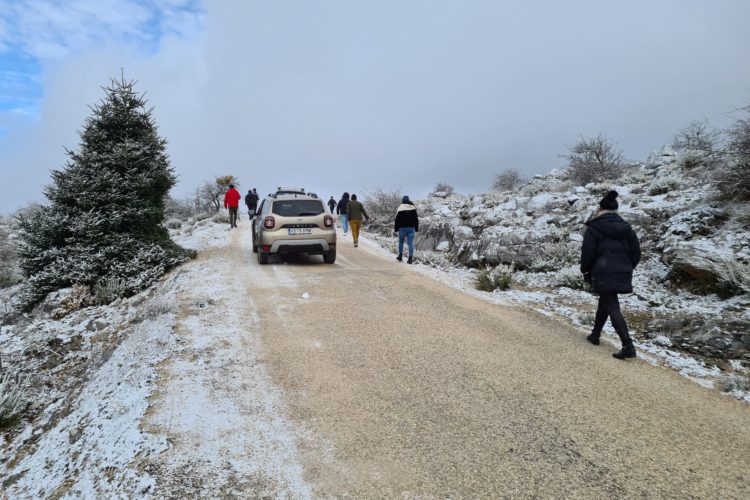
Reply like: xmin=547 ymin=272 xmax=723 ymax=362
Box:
xmin=580 ymin=190 xmax=641 ymax=360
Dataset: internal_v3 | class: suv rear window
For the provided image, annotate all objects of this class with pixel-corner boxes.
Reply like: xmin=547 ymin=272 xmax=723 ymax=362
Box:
xmin=272 ymin=200 xmax=325 ymax=217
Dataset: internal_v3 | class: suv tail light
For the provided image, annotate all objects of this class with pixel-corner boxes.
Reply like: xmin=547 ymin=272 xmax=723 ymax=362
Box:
xmin=264 ymin=216 xmax=276 ymax=229
xmin=324 ymin=215 xmax=333 ymax=228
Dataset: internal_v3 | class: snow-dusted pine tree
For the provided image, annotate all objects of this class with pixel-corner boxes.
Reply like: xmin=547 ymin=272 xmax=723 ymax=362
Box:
xmin=17 ymin=77 xmax=194 ymax=309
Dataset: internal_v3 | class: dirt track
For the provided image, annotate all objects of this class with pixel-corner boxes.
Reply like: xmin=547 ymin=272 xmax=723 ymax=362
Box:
xmin=194 ymin=223 xmax=750 ymax=497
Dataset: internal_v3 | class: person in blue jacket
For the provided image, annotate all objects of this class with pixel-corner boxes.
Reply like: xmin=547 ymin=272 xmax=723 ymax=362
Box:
xmin=580 ymin=190 xmax=641 ymax=360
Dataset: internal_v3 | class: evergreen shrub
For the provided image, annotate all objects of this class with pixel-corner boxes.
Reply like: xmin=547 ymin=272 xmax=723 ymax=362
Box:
xmin=17 ymin=77 xmax=194 ymax=309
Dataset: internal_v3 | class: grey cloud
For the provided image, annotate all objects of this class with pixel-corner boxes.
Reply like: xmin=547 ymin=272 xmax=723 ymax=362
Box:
xmin=2 ymin=0 xmax=750 ymax=212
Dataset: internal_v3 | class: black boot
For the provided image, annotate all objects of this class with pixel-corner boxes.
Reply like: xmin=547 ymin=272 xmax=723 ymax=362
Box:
xmin=586 ymin=333 xmax=600 ymax=346
xmin=612 ymin=343 xmax=636 ymax=360
xmin=407 ymin=255 xmax=413 ymax=264
xmin=396 ymin=254 xmax=402 ymax=262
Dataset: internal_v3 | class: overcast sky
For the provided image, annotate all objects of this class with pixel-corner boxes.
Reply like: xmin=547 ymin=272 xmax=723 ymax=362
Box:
xmin=1 ymin=0 xmax=750 ymax=213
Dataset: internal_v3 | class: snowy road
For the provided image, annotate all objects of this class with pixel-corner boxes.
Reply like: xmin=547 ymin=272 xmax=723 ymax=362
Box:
xmin=147 ymin=219 xmax=750 ymax=497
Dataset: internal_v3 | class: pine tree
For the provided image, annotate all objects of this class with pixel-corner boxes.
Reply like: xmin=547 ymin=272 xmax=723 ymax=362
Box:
xmin=17 ymin=76 xmax=194 ymax=309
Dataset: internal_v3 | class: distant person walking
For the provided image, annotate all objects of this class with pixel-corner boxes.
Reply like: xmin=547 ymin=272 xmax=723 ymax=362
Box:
xmin=394 ymin=195 xmax=419 ymax=264
xmin=245 ymin=188 xmax=258 ymax=219
xmin=580 ymin=190 xmax=641 ymax=360
xmin=224 ymin=184 xmax=242 ymax=229
xmin=337 ymin=192 xmax=350 ymax=235
xmin=327 ymin=196 xmax=337 ymax=214
xmin=346 ymin=194 xmax=369 ymax=247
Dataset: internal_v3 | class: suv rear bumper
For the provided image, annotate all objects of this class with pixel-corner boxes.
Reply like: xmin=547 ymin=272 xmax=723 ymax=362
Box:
xmin=269 ymin=239 xmax=333 ymax=254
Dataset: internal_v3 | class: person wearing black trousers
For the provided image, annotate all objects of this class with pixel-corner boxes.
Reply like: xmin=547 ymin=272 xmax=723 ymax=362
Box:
xmin=580 ymin=190 xmax=641 ymax=360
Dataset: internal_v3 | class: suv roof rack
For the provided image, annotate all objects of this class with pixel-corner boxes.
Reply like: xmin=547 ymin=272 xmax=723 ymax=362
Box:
xmin=276 ymin=187 xmax=305 ymax=194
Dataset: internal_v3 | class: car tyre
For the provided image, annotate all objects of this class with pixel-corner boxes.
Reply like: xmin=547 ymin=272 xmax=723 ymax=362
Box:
xmin=324 ymin=249 xmax=336 ymax=264
xmin=258 ymin=251 xmax=269 ymax=265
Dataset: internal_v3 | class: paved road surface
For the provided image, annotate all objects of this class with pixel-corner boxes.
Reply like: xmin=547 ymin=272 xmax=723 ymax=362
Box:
xmin=161 ymin=223 xmax=750 ymax=498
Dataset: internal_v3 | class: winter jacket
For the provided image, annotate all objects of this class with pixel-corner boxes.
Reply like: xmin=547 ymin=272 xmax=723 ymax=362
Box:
xmin=224 ymin=188 xmax=241 ymax=209
xmin=580 ymin=211 xmax=641 ymax=294
xmin=394 ymin=203 xmax=419 ymax=232
xmin=346 ymin=200 xmax=369 ymax=221
xmin=328 ymin=199 xmax=337 ymax=212
xmin=245 ymin=192 xmax=258 ymax=208
xmin=336 ymin=198 xmax=349 ymax=215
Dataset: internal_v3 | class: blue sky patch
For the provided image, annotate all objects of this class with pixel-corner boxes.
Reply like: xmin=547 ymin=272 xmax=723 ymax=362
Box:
xmin=0 ymin=0 xmax=204 ymax=119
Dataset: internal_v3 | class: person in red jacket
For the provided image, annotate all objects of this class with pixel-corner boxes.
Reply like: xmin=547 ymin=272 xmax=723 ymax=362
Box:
xmin=223 ymin=184 xmax=242 ymax=229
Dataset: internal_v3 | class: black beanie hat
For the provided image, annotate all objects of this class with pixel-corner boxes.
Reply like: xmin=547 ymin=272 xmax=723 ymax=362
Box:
xmin=599 ymin=190 xmax=619 ymax=210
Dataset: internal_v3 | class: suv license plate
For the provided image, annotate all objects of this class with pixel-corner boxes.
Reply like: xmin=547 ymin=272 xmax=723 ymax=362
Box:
xmin=288 ymin=228 xmax=312 ymax=235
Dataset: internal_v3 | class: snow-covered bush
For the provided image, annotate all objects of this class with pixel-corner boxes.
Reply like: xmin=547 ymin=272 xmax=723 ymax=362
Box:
xmin=0 ymin=372 xmax=26 ymax=428
xmin=713 ymin=258 xmax=750 ymax=296
xmin=16 ymin=77 xmax=194 ymax=310
xmin=677 ymin=150 xmax=708 ymax=170
xmin=528 ymin=242 xmax=578 ymax=272
xmin=93 ymin=276 xmax=127 ymax=305
xmin=143 ymin=292 xmax=177 ymax=318
xmin=475 ymin=264 xmax=513 ymax=291
xmin=648 ymin=173 xmax=682 ymax=195
xmin=553 ymin=266 xmax=586 ymax=290
xmin=164 ymin=218 xmax=183 ymax=230
xmin=564 ymin=134 xmax=626 ymax=184
xmin=192 ymin=212 xmax=213 ymax=222
xmin=212 ymin=211 xmax=230 ymax=224
xmin=493 ymin=169 xmax=527 ymax=191
xmin=417 ymin=250 xmax=452 ymax=269
xmin=164 ymin=195 xmax=196 ymax=220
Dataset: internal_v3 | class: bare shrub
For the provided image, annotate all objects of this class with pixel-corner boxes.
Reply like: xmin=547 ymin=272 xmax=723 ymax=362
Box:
xmin=717 ymin=104 xmax=750 ymax=201
xmin=363 ymin=188 xmax=402 ymax=221
xmin=51 ymin=284 xmax=93 ymax=319
xmin=475 ymin=264 xmax=513 ymax=291
xmin=493 ymin=169 xmax=527 ymax=191
xmin=564 ymin=134 xmax=626 ymax=185
xmin=194 ymin=175 xmax=240 ymax=213
xmin=0 ymin=372 xmax=27 ymax=428
xmin=672 ymin=120 xmax=723 ymax=157
xmin=431 ymin=182 xmax=454 ymax=196
xmin=93 ymin=276 xmax=127 ymax=305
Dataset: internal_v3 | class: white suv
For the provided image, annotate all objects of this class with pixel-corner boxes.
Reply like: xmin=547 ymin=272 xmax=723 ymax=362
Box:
xmin=252 ymin=188 xmax=337 ymax=264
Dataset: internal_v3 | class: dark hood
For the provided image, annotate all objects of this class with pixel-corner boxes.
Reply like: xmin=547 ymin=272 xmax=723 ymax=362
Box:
xmin=585 ymin=212 xmax=633 ymax=240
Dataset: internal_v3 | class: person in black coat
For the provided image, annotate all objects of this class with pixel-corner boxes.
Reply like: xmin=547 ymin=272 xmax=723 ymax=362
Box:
xmin=245 ymin=189 xmax=258 ymax=219
xmin=336 ymin=192 xmax=350 ymax=235
xmin=580 ymin=190 xmax=641 ymax=360
xmin=327 ymin=196 xmax=337 ymax=213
